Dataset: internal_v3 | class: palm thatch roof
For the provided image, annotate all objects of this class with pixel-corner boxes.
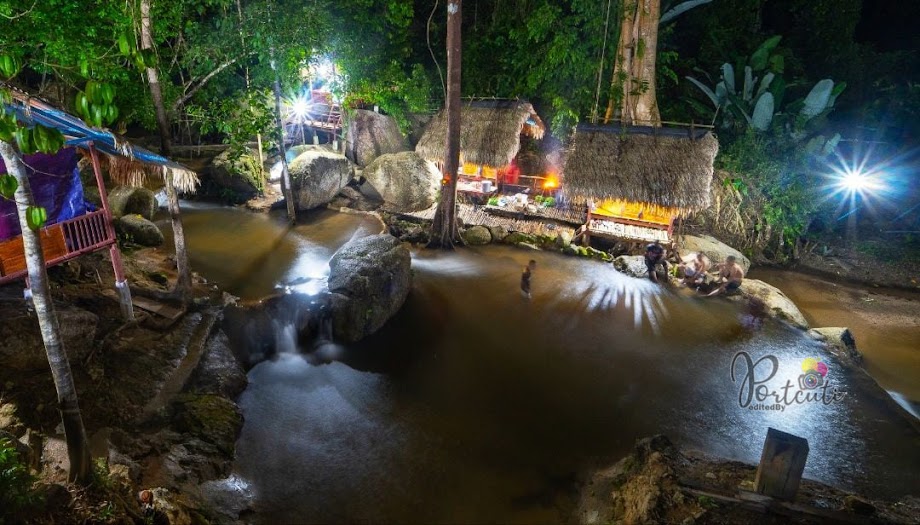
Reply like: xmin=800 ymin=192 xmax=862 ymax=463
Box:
xmin=562 ymin=124 xmax=718 ymax=212
xmin=415 ymin=99 xmax=545 ymax=168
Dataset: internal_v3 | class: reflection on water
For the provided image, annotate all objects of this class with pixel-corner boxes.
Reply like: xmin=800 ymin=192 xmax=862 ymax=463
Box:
xmin=158 ymin=204 xmax=381 ymax=299
xmin=172 ymin=207 xmax=920 ymax=523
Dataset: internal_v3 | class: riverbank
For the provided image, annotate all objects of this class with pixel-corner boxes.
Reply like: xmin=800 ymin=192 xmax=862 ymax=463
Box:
xmin=752 ymin=268 xmax=920 ymax=411
xmin=0 ymin=246 xmax=247 ymax=524
xmin=577 ymin=434 xmax=920 ymax=524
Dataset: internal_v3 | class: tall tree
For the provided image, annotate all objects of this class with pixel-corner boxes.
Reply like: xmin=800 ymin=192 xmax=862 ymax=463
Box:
xmin=0 ymin=140 xmax=92 ymax=484
xmin=139 ymin=0 xmax=193 ymax=302
xmin=428 ymin=0 xmax=463 ymax=248
xmin=605 ymin=0 xmax=662 ymax=125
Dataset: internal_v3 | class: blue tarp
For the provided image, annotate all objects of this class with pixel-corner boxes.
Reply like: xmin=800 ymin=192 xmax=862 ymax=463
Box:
xmin=0 ymin=147 xmax=85 ymax=241
xmin=1 ymin=82 xmax=190 ymax=172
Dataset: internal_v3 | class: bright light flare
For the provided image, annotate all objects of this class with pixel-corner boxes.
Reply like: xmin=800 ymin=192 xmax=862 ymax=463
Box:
xmin=291 ymin=97 xmax=311 ymax=119
xmin=835 ymin=169 xmax=883 ymax=194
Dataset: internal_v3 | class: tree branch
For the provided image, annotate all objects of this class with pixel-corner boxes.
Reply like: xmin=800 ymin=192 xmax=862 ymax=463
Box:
xmin=171 ymin=56 xmax=241 ymax=111
xmin=660 ymin=0 xmax=713 ymax=25
xmin=0 ymin=0 xmax=37 ymax=20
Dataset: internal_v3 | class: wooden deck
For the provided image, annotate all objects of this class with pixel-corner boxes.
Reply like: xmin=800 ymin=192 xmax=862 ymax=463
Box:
xmin=0 ymin=209 xmax=115 ymax=284
xmin=401 ymin=203 xmax=580 ymax=237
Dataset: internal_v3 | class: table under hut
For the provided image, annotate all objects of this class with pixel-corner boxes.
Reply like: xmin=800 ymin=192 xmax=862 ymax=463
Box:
xmin=415 ymin=99 xmax=547 ymax=201
xmin=0 ymin=85 xmax=197 ymax=320
xmin=563 ymin=123 xmax=718 ymax=249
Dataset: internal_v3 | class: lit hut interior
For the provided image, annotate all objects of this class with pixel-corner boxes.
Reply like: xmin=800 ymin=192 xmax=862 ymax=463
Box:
xmin=562 ymin=124 xmax=718 ymax=245
xmin=415 ymin=99 xmax=547 ymax=196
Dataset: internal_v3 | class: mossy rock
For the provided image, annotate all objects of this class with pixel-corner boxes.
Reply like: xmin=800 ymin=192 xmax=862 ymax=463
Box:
xmin=108 ymin=186 xmax=157 ymax=220
xmin=503 ymin=232 xmax=536 ymax=245
xmin=173 ymin=394 xmax=242 ymax=455
xmin=487 ymin=225 xmax=509 ymax=242
xmin=115 ymin=214 xmax=164 ymax=246
xmin=461 ymin=225 xmax=492 ymax=245
xmin=203 ymin=148 xmax=264 ymax=204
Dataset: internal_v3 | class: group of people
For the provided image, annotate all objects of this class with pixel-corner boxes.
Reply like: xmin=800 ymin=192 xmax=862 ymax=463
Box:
xmin=518 ymin=243 xmax=746 ymax=300
xmin=644 ymin=242 xmax=745 ymax=296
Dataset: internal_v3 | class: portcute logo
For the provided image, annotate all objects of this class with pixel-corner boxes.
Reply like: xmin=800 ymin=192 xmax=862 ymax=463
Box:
xmin=730 ymin=352 xmax=846 ymax=412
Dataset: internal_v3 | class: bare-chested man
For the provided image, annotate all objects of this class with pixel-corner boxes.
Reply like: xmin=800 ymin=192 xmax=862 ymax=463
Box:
xmin=706 ymin=255 xmax=744 ymax=297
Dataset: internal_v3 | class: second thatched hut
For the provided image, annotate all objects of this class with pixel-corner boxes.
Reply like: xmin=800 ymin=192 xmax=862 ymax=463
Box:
xmin=562 ymin=124 xmax=718 ymax=245
xmin=415 ymin=99 xmax=547 ymax=197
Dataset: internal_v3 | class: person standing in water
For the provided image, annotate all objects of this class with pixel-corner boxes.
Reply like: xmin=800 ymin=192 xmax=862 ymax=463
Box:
xmin=521 ymin=259 xmax=536 ymax=299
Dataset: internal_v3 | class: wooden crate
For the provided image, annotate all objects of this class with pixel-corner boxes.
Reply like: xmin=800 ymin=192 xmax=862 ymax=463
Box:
xmin=0 ymin=225 xmax=68 ymax=277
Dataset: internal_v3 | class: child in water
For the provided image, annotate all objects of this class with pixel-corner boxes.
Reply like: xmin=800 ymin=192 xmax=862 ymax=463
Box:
xmin=521 ymin=259 xmax=536 ymax=299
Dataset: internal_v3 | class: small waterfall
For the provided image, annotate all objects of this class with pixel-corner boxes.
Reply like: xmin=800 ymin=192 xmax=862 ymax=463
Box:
xmin=273 ymin=318 xmax=300 ymax=354
xmin=311 ymin=311 xmax=344 ymax=363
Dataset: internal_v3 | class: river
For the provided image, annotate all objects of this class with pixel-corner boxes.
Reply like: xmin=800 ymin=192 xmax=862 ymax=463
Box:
xmin=164 ymin=205 xmax=920 ymax=523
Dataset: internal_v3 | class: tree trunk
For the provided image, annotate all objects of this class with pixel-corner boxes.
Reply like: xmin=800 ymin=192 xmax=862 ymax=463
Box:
xmin=270 ymin=49 xmax=297 ymax=224
xmin=236 ymin=0 xmax=265 ymax=178
xmin=604 ymin=0 xmax=661 ymax=125
xmin=141 ymin=0 xmax=193 ymax=301
xmin=428 ymin=0 xmax=463 ymax=249
xmin=0 ymin=140 xmax=92 ymax=484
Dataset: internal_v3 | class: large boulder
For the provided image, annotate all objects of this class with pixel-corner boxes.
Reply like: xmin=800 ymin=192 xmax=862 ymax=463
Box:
xmin=108 ymin=186 xmax=157 ymax=220
xmin=362 ymin=151 xmax=440 ymax=212
xmin=729 ymin=278 xmax=809 ymax=328
xmin=201 ymin=148 xmax=263 ymax=204
xmin=461 ymin=225 xmax=492 ymax=245
xmin=115 ymin=214 xmax=164 ymax=246
xmin=346 ymin=109 xmax=409 ymax=167
xmin=0 ymin=303 xmax=97 ymax=372
xmin=326 ymin=234 xmax=411 ymax=343
xmin=289 ymin=150 xmax=354 ymax=211
xmin=679 ymin=234 xmax=751 ymax=274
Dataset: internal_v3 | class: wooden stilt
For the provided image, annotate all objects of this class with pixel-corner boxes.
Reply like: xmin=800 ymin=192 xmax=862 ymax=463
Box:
xmin=89 ymin=144 xmax=135 ymax=322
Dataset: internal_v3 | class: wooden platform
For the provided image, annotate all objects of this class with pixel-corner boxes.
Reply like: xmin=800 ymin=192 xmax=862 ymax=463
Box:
xmin=0 ymin=225 xmax=67 ymax=277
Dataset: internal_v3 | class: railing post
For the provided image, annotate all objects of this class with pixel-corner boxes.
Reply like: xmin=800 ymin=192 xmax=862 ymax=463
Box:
xmin=88 ymin=144 xmax=135 ymax=322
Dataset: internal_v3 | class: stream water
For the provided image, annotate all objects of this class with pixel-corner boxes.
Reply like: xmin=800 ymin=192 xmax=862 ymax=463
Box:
xmin=167 ymin=205 xmax=920 ymax=523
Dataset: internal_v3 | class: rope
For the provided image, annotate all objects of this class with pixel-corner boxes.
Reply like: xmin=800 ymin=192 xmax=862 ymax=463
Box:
xmin=591 ymin=0 xmax=614 ymax=124
xmin=427 ymin=0 xmax=447 ymax=100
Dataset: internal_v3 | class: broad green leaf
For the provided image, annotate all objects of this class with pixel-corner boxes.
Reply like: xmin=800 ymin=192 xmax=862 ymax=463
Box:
xmin=751 ymin=92 xmax=774 ymax=131
xmin=721 ymin=63 xmax=735 ymax=95
xmin=801 ymin=79 xmax=834 ymax=120
xmin=750 ymin=36 xmax=782 ymax=71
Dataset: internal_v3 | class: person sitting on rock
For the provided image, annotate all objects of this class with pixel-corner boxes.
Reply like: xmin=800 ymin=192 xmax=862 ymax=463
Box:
xmin=706 ymin=255 xmax=744 ymax=297
xmin=644 ymin=243 xmax=668 ymax=284
xmin=679 ymin=252 xmax=711 ymax=287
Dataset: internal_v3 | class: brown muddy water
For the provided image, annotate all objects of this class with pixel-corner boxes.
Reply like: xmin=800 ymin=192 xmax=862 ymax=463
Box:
xmin=752 ymin=269 xmax=920 ymax=411
xmin=168 ymin=205 xmax=920 ymax=524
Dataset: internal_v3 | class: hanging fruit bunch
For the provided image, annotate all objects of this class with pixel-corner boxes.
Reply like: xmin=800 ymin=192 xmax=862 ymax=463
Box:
xmin=0 ymin=54 xmax=22 ymax=79
xmin=117 ymin=32 xmax=157 ymax=72
xmin=74 ymin=80 xmax=119 ymax=129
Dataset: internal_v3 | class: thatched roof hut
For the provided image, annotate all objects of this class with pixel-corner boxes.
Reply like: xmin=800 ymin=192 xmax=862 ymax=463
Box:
xmin=562 ymin=124 xmax=718 ymax=213
xmin=415 ymin=99 xmax=545 ymax=168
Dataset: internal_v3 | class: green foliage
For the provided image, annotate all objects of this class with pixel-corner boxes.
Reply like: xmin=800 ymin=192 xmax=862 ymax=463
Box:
xmin=343 ymin=63 xmax=432 ymax=132
xmin=0 ymin=437 xmax=40 ymax=523
xmin=459 ymin=0 xmax=612 ymax=136
xmin=686 ymin=36 xmax=844 ymax=154
xmin=194 ymin=89 xmax=274 ymax=159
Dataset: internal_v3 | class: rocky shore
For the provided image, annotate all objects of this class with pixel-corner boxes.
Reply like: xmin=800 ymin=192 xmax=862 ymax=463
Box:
xmin=576 ymin=434 xmax=920 ymax=525
xmin=0 ymin=247 xmax=247 ymax=524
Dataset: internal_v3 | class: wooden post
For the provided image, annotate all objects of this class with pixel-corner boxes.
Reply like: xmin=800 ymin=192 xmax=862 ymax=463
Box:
xmin=88 ymin=144 xmax=135 ymax=322
xmin=754 ymin=428 xmax=809 ymax=501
